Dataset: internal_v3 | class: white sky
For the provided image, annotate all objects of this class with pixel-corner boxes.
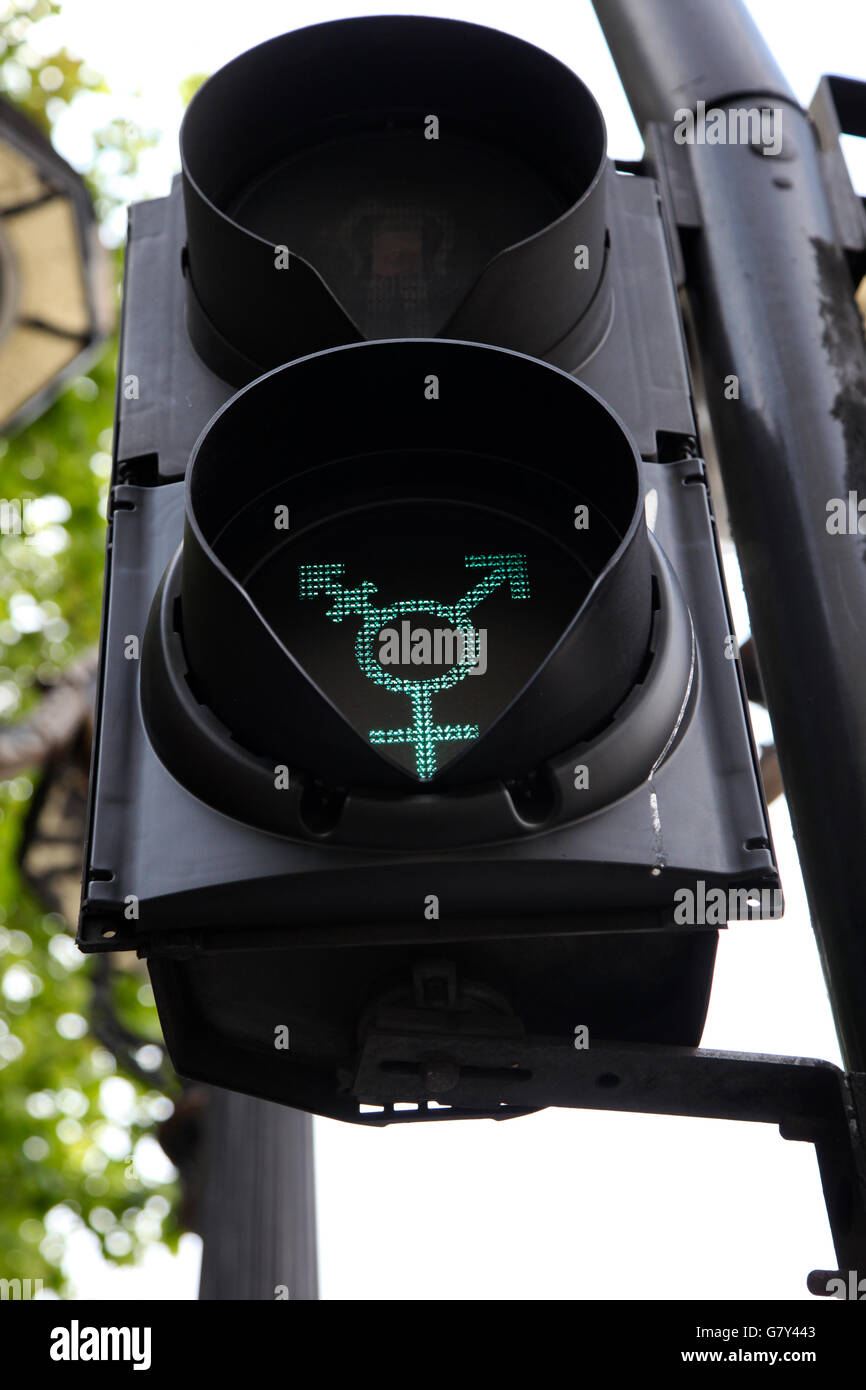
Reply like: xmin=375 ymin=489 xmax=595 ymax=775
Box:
xmin=34 ymin=0 xmax=866 ymax=1299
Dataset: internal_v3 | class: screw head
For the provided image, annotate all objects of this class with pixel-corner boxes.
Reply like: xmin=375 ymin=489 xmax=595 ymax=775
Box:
xmin=423 ymin=1058 xmax=459 ymax=1093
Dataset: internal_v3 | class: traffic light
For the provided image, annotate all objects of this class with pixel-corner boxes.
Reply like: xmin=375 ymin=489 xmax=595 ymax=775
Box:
xmin=79 ymin=17 xmax=779 ymax=1123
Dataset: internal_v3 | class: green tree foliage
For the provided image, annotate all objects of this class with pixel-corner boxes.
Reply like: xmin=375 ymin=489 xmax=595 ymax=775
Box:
xmin=178 ymin=72 xmax=209 ymax=109
xmin=0 ymin=0 xmax=181 ymax=1295
xmin=0 ymin=0 xmax=104 ymax=135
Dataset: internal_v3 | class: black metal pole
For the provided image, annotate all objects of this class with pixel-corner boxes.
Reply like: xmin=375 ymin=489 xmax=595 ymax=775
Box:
xmin=592 ymin=0 xmax=866 ymax=1070
xmin=197 ymin=1089 xmax=318 ymax=1300
xmin=591 ymin=0 xmax=793 ymax=129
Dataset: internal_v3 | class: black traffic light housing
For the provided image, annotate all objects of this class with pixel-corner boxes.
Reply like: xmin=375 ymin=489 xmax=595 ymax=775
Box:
xmin=79 ymin=17 xmax=779 ymax=1124
xmin=178 ymin=17 xmax=612 ymax=379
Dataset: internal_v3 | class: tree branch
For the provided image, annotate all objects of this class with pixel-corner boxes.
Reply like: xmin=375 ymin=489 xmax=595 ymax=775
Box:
xmin=0 ymin=649 xmax=97 ymax=777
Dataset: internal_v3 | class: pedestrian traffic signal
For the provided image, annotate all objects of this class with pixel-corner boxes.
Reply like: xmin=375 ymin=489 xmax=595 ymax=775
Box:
xmin=79 ymin=17 xmax=779 ymax=1123
xmin=177 ymin=16 xmax=611 ymax=380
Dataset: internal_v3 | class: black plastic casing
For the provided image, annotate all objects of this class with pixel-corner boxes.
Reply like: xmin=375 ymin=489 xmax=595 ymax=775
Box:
xmin=78 ymin=155 xmax=779 ymax=1123
xmin=179 ymin=17 xmax=613 ymax=381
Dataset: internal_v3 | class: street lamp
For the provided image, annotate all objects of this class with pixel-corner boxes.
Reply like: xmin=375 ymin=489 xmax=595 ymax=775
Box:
xmin=0 ymin=95 xmax=110 ymax=434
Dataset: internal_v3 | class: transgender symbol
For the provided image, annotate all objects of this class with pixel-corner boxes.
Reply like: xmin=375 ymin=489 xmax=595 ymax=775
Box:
xmin=299 ymin=553 xmax=530 ymax=780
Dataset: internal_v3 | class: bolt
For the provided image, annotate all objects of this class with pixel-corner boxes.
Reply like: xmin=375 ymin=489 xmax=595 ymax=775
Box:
xmin=423 ymin=1057 xmax=459 ymax=1093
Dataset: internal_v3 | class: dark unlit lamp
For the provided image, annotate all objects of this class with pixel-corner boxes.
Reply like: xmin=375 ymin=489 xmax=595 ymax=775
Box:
xmin=0 ymin=97 xmax=110 ymax=434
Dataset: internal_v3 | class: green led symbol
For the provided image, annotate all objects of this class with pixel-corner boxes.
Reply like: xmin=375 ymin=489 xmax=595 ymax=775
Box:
xmin=299 ymin=554 xmax=530 ymax=780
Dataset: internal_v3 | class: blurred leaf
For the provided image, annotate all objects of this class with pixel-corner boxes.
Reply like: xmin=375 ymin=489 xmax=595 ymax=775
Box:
xmin=178 ymin=72 xmax=209 ymax=108
xmin=0 ymin=0 xmax=180 ymax=1297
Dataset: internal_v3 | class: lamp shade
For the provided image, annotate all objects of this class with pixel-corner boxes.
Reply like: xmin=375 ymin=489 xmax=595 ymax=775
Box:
xmin=0 ymin=96 xmax=111 ymax=434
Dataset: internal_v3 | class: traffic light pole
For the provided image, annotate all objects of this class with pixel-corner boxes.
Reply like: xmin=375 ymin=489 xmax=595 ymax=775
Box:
xmin=592 ymin=0 xmax=866 ymax=1074
xmin=197 ymin=1089 xmax=318 ymax=1301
